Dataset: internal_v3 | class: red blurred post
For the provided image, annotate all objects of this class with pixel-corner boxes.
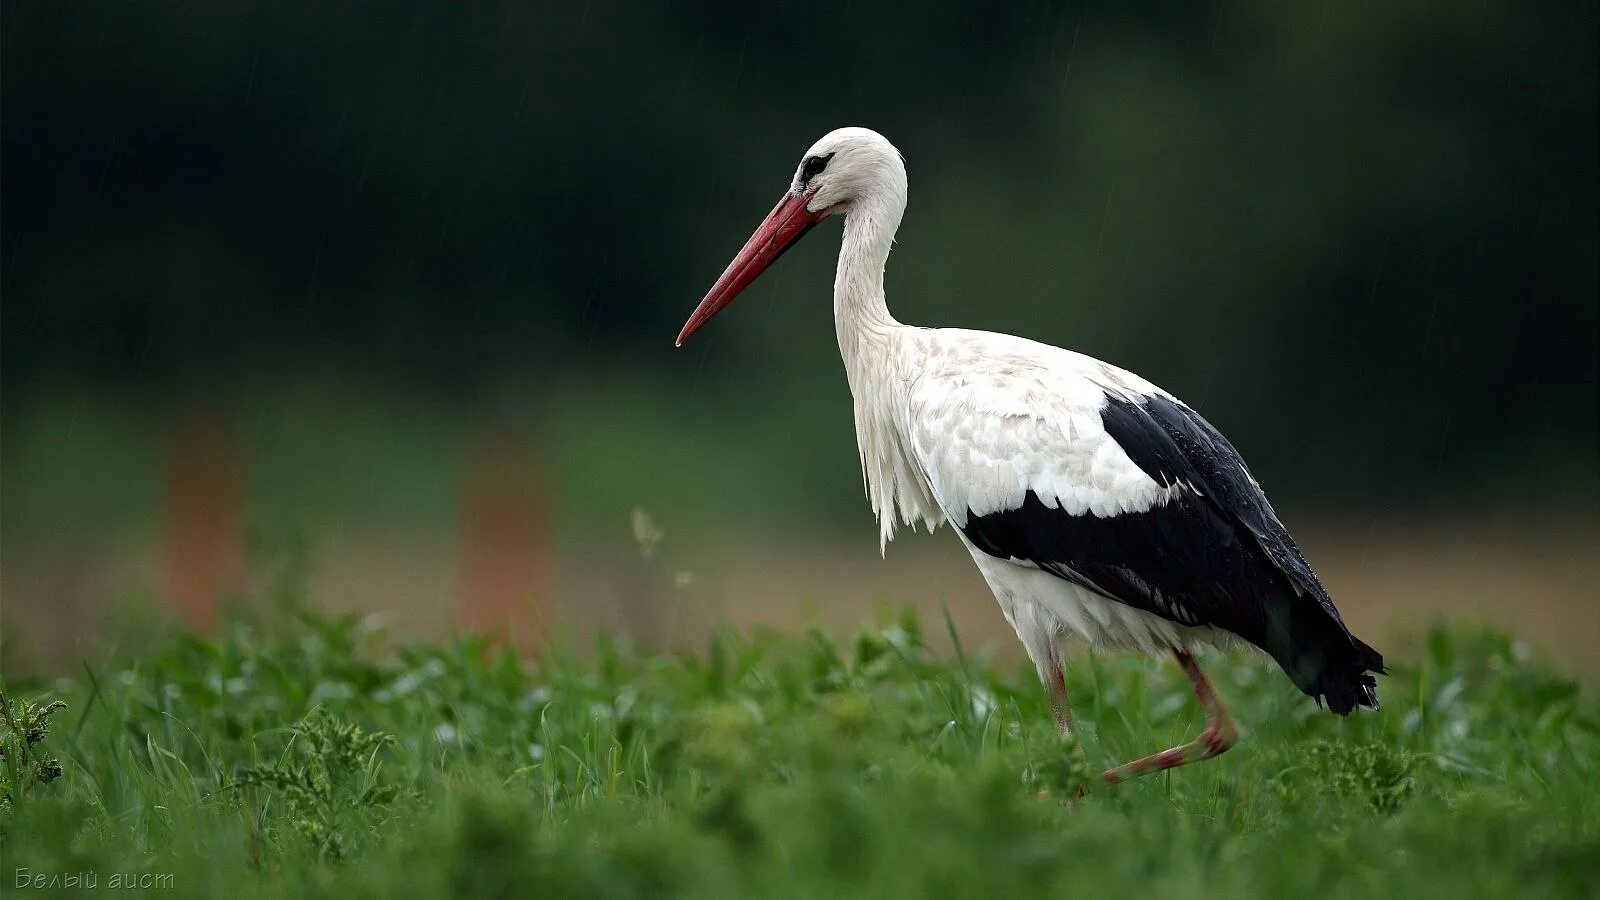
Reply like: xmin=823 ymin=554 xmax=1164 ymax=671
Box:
xmin=456 ymin=429 xmax=549 ymax=656
xmin=161 ymin=411 xmax=246 ymax=633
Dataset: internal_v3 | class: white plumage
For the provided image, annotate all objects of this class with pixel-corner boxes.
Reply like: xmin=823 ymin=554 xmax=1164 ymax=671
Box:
xmin=868 ymin=327 xmax=1229 ymax=664
xmin=677 ymin=127 xmax=1382 ymax=784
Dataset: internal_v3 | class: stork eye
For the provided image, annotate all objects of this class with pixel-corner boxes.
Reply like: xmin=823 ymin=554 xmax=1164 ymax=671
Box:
xmin=799 ymin=152 xmax=835 ymax=184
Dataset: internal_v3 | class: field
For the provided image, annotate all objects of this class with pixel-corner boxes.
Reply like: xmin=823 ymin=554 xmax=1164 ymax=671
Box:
xmin=2 ymin=609 xmax=1597 ymax=899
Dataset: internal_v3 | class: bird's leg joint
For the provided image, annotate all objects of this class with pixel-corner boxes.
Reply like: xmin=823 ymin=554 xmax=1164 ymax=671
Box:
xmin=1099 ymin=649 xmax=1237 ymax=785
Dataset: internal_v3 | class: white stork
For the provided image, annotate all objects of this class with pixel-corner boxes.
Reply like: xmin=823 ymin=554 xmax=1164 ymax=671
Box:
xmin=675 ymin=127 xmax=1383 ymax=783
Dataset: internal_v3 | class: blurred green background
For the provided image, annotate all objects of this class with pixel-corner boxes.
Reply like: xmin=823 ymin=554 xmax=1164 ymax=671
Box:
xmin=2 ymin=1 xmax=1596 ymax=671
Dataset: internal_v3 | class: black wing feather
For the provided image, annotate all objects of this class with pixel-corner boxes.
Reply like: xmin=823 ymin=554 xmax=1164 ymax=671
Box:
xmin=960 ymin=392 xmax=1383 ymax=713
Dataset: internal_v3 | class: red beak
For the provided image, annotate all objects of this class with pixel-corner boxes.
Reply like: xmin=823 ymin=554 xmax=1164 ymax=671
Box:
xmin=676 ymin=191 xmax=828 ymax=346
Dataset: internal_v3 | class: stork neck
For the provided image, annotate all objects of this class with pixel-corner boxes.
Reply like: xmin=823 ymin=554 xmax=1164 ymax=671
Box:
xmin=834 ymin=197 xmax=904 ymax=376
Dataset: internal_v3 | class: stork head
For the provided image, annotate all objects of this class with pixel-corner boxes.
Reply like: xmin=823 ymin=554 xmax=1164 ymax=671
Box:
xmin=675 ymin=127 xmax=906 ymax=346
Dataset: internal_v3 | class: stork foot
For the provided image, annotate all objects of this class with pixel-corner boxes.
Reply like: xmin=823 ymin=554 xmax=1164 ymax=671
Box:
xmin=1037 ymin=781 xmax=1091 ymax=810
xmin=1101 ymin=650 xmax=1237 ymax=784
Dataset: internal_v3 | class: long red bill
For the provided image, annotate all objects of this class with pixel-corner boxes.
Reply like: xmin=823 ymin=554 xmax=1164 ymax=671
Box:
xmin=675 ymin=191 xmax=827 ymax=346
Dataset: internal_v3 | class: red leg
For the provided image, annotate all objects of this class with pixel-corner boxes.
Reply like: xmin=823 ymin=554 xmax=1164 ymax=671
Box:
xmin=1102 ymin=650 xmax=1238 ymax=784
xmin=1045 ymin=649 xmax=1074 ymax=736
xmin=1038 ymin=648 xmax=1090 ymax=803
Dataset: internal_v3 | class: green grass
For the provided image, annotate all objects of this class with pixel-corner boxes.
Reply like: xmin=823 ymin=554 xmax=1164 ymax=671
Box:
xmin=2 ymin=609 xmax=1597 ymax=898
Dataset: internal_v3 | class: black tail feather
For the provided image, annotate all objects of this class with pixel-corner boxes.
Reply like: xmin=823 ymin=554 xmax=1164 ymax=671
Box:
xmin=1313 ymin=636 xmax=1385 ymax=716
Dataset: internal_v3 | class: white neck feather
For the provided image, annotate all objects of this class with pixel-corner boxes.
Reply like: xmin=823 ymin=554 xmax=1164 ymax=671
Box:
xmin=833 ymin=186 xmax=942 ymax=551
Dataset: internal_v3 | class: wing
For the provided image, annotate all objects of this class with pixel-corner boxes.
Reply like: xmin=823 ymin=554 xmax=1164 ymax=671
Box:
xmin=908 ymin=336 xmax=1381 ymax=711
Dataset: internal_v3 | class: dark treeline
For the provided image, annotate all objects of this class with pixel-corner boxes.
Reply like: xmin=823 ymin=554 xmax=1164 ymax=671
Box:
xmin=3 ymin=1 xmax=1595 ymax=506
